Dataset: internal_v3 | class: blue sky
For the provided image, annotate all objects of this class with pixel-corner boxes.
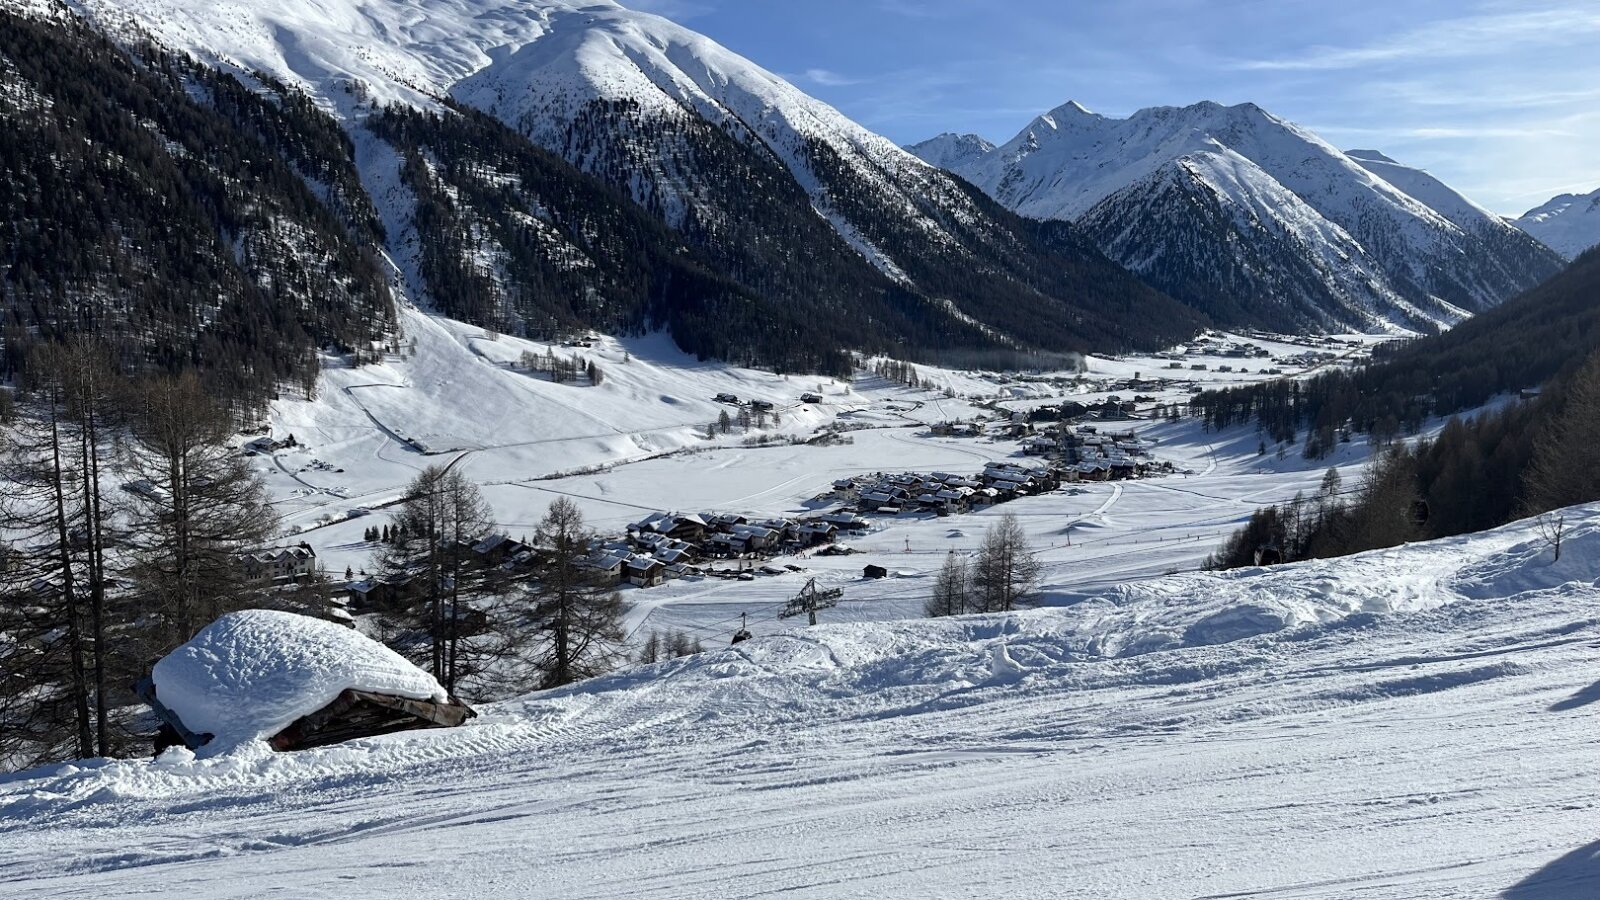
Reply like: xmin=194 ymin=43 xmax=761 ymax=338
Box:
xmin=629 ymin=0 xmax=1600 ymax=215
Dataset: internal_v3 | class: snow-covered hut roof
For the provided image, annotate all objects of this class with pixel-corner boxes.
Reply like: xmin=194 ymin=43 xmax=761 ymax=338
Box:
xmin=149 ymin=610 xmax=448 ymax=751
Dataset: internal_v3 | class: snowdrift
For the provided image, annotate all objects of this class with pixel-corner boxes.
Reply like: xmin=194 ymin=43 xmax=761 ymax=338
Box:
xmin=535 ymin=502 xmax=1600 ymax=709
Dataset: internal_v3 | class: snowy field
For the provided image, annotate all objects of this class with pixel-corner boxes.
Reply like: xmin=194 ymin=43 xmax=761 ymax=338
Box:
xmin=3 ymin=506 xmax=1597 ymax=898
xmin=264 ymin=307 xmax=1392 ymax=650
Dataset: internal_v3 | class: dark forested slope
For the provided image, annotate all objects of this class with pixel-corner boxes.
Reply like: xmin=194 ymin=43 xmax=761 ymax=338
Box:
xmin=1202 ymin=248 xmax=1600 ymax=568
xmin=0 ymin=11 xmax=394 ymax=396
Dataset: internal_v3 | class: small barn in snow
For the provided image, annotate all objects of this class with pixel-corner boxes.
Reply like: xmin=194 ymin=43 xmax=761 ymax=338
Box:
xmin=137 ymin=610 xmax=474 ymax=754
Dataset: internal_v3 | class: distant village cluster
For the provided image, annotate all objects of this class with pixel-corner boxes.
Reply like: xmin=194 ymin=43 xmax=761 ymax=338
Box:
xmin=1141 ymin=332 xmax=1366 ymax=375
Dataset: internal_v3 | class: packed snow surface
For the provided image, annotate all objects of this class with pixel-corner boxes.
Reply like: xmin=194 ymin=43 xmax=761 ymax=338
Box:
xmin=150 ymin=610 xmax=447 ymax=751
xmin=4 ymin=508 xmax=1600 ymax=897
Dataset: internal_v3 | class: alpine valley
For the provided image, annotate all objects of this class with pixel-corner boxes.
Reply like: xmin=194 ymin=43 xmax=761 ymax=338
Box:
xmin=6 ymin=2 xmax=1600 ymax=897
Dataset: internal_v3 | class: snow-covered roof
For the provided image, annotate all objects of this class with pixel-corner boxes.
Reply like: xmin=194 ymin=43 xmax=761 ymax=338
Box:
xmin=150 ymin=610 xmax=447 ymax=752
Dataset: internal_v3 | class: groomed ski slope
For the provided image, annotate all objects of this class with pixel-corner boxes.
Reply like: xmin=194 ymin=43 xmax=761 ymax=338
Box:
xmin=4 ymin=507 xmax=1599 ymax=898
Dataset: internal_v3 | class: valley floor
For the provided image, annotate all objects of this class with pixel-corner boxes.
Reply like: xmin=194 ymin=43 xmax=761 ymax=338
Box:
xmin=2 ymin=508 xmax=1598 ymax=898
xmin=266 ymin=307 xmax=1389 ymax=649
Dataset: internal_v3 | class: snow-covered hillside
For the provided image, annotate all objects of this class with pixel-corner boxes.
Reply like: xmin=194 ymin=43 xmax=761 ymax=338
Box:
xmin=72 ymin=0 xmax=934 ymax=223
xmin=4 ymin=506 xmax=1598 ymax=897
xmin=1517 ymin=187 xmax=1600 ymax=260
xmin=909 ymin=101 xmax=1563 ymax=331
xmin=55 ymin=0 xmax=1198 ymax=358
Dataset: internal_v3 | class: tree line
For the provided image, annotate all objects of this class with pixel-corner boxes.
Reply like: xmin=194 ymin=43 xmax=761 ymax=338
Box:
xmin=1191 ymin=246 xmax=1600 ymax=461
xmin=1208 ymin=347 xmax=1600 ymax=570
xmin=0 ymin=340 xmax=278 ymax=769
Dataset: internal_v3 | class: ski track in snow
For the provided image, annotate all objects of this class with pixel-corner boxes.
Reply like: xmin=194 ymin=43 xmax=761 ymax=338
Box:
xmin=4 ymin=509 xmax=1600 ymax=897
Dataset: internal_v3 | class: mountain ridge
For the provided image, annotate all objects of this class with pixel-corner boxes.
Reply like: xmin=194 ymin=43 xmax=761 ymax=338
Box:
xmin=48 ymin=0 xmax=1205 ymax=367
xmin=909 ymin=100 xmax=1564 ymax=333
xmin=1515 ymin=186 xmax=1600 ymax=260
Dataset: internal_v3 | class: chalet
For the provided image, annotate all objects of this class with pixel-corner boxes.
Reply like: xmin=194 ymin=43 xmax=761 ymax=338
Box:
xmin=632 ymin=511 xmax=675 ymax=534
xmin=801 ymin=392 xmax=824 ymax=403
xmin=632 ymin=530 xmax=669 ymax=553
xmin=243 ymin=436 xmax=282 ymax=455
xmin=579 ymin=549 xmax=628 ymax=586
xmin=656 ymin=546 xmax=694 ymax=566
xmin=795 ymin=522 xmax=838 ymax=546
xmin=708 ymin=532 xmax=751 ymax=557
xmin=242 ymin=544 xmax=317 ymax=582
xmin=989 ymin=478 xmax=1027 ymax=500
xmin=664 ymin=562 xmax=699 ymax=581
xmin=863 ymin=564 xmax=889 ymax=579
xmin=625 ymin=557 xmax=666 ymax=588
xmin=704 ymin=513 xmax=749 ymax=531
xmin=821 ymin=512 xmax=869 ymax=532
xmin=1021 ymin=435 xmax=1056 ymax=456
xmin=860 ymin=490 xmax=898 ymax=509
xmin=752 ymin=518 xmax=799 ymax=543
xmin=470 ymin=533 xmax=531 ymax=566
xmin=632 ymin=512 xmax=710 ymax=544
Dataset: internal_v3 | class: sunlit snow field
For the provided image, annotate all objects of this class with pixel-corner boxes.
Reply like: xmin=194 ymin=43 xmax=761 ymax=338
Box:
xmin=264 ymin=307 xmax=1393 ymax=650
xmin=3 ymin=504 xmax=1598 ymax=898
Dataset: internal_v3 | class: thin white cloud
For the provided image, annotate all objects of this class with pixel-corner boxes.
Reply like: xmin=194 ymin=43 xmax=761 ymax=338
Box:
xmin=1378 ymin=82 xmax=1600 ymax=111
xmin=803 ymin=68 xmax=863 ymax=87
xmin=1319 ymin=124 xmax=1577 ymax=139
xmin=1239 ymin=6 xmax=1600 ymax=71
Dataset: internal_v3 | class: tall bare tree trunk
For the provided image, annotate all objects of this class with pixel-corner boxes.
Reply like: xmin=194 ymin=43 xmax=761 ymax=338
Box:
xmin=46 ymin=406 xmax=93 ymax=758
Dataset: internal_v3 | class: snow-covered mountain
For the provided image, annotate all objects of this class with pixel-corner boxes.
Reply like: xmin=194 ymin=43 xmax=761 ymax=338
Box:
xmin=1515 ymin=187 xmax=1600 ymax=260
xmin=904 ymin=132 xmax=995 ymax=172
xmin=911 ymin=101 xmax=1563 ymax=332
xmin=50 ymin=0 xmax=1201 ymax=361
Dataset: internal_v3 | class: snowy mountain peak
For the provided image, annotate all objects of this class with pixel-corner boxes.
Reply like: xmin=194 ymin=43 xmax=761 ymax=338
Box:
xmin=1044 ymin=99 xmax=1097 ymax=121
xmin=1346 ymin=148 xmax=1398 ymax=165
xmin=1344 ymin=149 xmax=1497 ymax=232
xmin=909 ymin=98 xmax=1563 ymax=331
xmin=1515 ymin=186 xmax=1600 ymax=260
xmin=901 ymin=132 xmax=995 ymax=172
